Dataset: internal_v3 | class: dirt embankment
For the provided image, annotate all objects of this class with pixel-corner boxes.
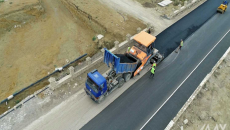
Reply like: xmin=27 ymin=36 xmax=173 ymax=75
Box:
xmin=0 ymin=0 xmax=44 ymax=35
xmin=62 ymin=0 xmax=146 ymax=48
xmin=0 ymin=0 xmax=145 ymax=101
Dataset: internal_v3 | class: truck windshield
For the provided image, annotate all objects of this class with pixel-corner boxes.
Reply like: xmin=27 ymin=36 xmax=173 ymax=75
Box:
xmin=134 ymin=41 xmax=147 ymax=53
xmin=86 ymin=77 xmax=99 ymax=93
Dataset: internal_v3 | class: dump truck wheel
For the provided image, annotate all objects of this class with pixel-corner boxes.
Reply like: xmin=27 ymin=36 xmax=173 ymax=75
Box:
xmin=124 ymin=73 xmax=131 ymax=82
xmin=118 ymin=78 xmax=125 ymax=88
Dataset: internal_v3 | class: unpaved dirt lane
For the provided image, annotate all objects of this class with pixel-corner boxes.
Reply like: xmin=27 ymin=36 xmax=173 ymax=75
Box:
xmin=99 ymin=0 xmax=173 ymax=34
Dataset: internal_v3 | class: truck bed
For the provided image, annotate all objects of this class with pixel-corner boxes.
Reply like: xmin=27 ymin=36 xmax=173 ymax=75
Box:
xmin=104 ymin=48 xmax=138 ymax=74
xmin=115 ymin=54 xmax=136 ymax=63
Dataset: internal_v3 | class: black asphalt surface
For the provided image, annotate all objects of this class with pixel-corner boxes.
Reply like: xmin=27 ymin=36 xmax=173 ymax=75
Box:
xmin=81 ymin=0 xmax=230 ymax=130
xmin=143 ymin=17 xmax=230 ymax=130
xmin=154 ymin=0 xmax=220 ymax=57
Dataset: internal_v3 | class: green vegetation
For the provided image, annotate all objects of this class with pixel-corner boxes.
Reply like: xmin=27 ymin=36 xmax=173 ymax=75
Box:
xmin=15 ymin=100 xmax=21 ymax=104
xmin=92 ymin=36 xmax=97 ymax=41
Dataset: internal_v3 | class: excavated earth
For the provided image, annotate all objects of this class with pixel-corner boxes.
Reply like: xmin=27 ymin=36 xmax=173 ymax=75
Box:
xmin=0 ymin=0 xmax=145 ymax=102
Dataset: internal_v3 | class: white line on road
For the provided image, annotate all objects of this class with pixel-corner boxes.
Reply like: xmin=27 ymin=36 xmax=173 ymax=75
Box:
xmin=140 ymin=29 xmax=230 ymax=130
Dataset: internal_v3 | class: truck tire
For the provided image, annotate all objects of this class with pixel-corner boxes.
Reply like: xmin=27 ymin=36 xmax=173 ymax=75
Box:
xmin=123 ymin=73 xmax=131 ymax=82
xmin=118 ymin=78 xmax=125 ymax=88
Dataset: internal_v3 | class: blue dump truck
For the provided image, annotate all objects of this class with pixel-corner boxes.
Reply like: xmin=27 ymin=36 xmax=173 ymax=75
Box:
xmin=85 ymin=31 xmax=164 ymax=103
xmin=84 ymin=48 xmax=139 ymax=103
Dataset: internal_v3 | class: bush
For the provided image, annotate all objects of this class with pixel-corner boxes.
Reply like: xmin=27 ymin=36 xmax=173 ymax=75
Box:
xmin=173 ymin=0 xmax=180 ymax=6
xmin=15 ymin=100 xmax=20 ymax=104
xmin=92 ymin=36 xmax=96 ymax=41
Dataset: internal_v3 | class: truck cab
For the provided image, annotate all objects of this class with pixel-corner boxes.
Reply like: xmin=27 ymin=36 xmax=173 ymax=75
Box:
xmin=85 ymin=69 xmax=107 ymax=102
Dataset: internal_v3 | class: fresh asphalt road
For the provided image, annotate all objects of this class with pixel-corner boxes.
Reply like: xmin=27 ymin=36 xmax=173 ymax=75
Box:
xmin=81 ymin=2 xmax=230 ymax=130
xmin=142 ymin=18 xmax=230 ymax=130
xmin=154 ymin=0 xmax=221 ymax=57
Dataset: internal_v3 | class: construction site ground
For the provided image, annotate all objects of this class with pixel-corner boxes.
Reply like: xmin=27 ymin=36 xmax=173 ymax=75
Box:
xmin=99 ymin=0 xmax=172 ymax=34
xmin=0 ymin=0 xmax=146 ymax=101
xmin=135 ymin=0 xmax=182 ymax=16
xmin=0 ymin=0 xmax=210 ymax=128
xmin=0 ymin=40 xmax=133 ymax=130
xmin=171 ymin=52 xmax=230 ymax=130
xmin=0 ymin=0 xmax=209 ymax=129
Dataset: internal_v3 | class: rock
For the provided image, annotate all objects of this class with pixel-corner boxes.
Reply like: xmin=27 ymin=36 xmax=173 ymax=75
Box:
xmin=199 ymin=111 xmax=208 ymax=120
xmin=184 ymin=1 xmax=188 ymax=6
xmin=183 ymin=119 xmax=188 ymax=124
xmin=217 ymin=112 xmax=222 ymax=116
xmin=218 ymin=65 xmax=222 ymax=69
xmin=97 ymin=34 xmax=104 ymax=40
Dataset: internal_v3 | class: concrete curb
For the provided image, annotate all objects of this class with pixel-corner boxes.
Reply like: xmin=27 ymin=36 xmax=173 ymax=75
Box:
xmin=48 ymin=28 xmax=148 ymax=91
xmin=165 ymin=47 xmax=230 ymax=130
